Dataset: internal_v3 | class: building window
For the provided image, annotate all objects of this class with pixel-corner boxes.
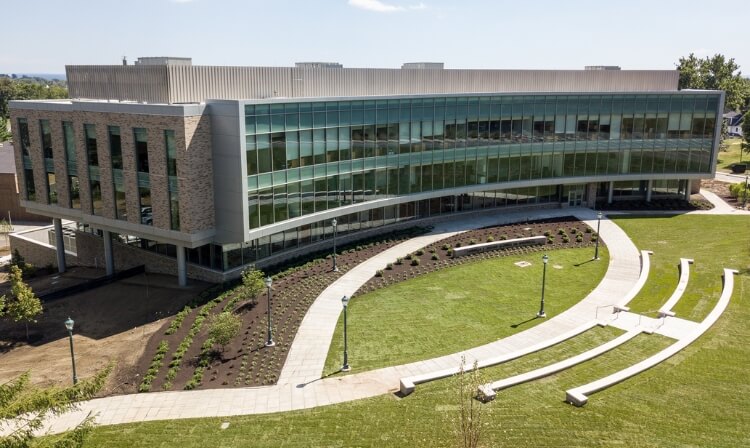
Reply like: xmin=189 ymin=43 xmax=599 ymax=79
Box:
xmin=90 ymin=179 xmax=103 ymax=215
xmin=134 ymin=128 xmax=149 ymax=173
xmin=114 ymin=181 xmax=126 ymax=220
xmin=165 ymin=130 xmax=180 ymax=230
xmin=62 ymin=122 xmax=76 ymax=165
xmin=17 ymin=118 xmax=30 ymax=156
xmin=108 ymin=126 xmax=123 ymax=169
xmin=47 ymin=172 xmax=57 ymax=204
xmin=84 ymin=124 xmax=98 ymax=166
xmin=68 ymin=175 xmax=80 ymax=209
xmin=139 ymin=187 xmax=152 ymax=225
xmin=40 ymin=120 xmax=53 ymax=159
xmin=24 ymin=168 xmax=35 ymax=201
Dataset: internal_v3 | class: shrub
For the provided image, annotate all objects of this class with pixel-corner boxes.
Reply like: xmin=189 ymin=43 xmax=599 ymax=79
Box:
xmin=486 ymin=236 xmax=495 ymax=242
xmin=585 ymin=227 xmax=593 ymax=234
xmin=557 ymin=228 xmax=566 ymax=235
xmin=429 ymin=248 xmax=436 ymax=254
xmin=499 ymin=235 xmax=507 ymax=240
xmin=385 ymin=263 xmax=393 ymax=270
xmin=468 ymin=238 xmax=477 ymax=245
xmin=441 ymin=243 xmax=451 ymax=250
xmin=431 ymin=254 xmax=439 ymax=261
xmin=415 ymin=249 xmax=425 ymax=256
xmin=543 ymin=230 xmax=552 ymax=237
xmin=165 ymin=306 xmax=191 ymax=335
xmin=208 ymin=312 xmax=242 ymax=353
xmin=562 ymin=236 xmax=570 ymax=243
xmin=447 ymin=249 xmax=454 ymax=256
xmin=571 ymin=228 xmax=578 ymax=235
xmin=576 ymin=234 xmax=583 ymax=243
xmin=547 ymin=237 xmax=554 ymax=244
xmin=591 ymin=235 xmax=599 ymax=242
xmin=455 ymin=242 xmax=462 ymax=248
xmin=375 ymin=270 xmax=383 ymax=277
xmin=411 ymin=258 xmax=420 ymax=266
xmin=395 ymin=257 xmax=403 ymax=265
xmin=405 ymin=253 xmax=413 ymax=260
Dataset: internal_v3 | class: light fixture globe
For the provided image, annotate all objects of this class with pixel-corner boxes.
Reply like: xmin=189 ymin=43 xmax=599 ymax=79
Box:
xmin=341 ymin=295 xmax=350 ymax=308
xmin=332 ymin=218 xmax=337 ymax=227
xmin=542 ymin=254 xmax=549 ymax=264
xmin=65 ymin=317 xmax=74 ymax=332
xmin=265 ymin=276 xmax=272 ymax=288
xmin=598 ymin=211 xmax=603 ymax=219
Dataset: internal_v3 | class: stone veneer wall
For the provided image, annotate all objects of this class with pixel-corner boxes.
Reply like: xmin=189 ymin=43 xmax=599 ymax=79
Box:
xmin=8 ymin=108 xmax=215 ymax=235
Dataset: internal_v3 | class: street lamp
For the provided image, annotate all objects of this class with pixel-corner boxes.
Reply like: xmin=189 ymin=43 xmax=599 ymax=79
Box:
xmin=264 ymin=276 xmax=275 ymax=347
xmin=537 ymin=254 xmax=549 ymax=318
xmin=744 ymin=175 xmax=748 ymax=209
xmin=331 ymin=218 xmax=339 ymax=272
xmin=594 ymin=211 xmax=603 ymax=260
xmin=64 ymin=317 xmax=78 ymax=385
xmin=341 ymin=295 xmax=351 ymax=372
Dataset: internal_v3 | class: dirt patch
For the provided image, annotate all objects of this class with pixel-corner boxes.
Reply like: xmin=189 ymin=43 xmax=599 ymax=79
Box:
xmin=702 ymin=179 xmax=745 ymax=208
xmin=0 ymin=271 xmax=209 ymax=395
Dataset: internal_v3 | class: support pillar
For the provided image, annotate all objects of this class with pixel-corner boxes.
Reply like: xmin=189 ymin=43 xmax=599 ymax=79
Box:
xmin=607 ymin=181 xmax=614 ymax=204
xmin=684 ymin=180 xmax=691 ymax=201
xmin=102 ymin=230 xmax=114 ymax=276
xmin=646 ymin=180 xmax=653 ymax=202
xmin=53 ymin=218 xmax=66 ymax=273
xmin=176 ymin=245 xmax=187 ymax=287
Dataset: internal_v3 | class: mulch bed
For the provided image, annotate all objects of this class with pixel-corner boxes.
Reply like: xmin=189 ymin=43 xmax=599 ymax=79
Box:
xmin=357 ymin=217 xmax=602 ymax=295
xmin=596 ymin=197 xmax=713 ymax=211
xmin=135 ymin=217 xmax=605 ymax=393
xmin=702 ymin=179 xmax=746 ymax=209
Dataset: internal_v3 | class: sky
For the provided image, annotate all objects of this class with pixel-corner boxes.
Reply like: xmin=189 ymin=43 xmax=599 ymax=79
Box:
xmin=3 ymin=0 xmax=749 ymax=74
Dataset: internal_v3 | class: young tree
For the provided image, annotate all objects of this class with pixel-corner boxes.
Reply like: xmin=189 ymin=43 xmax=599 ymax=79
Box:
xmin=241 ymin=267 xmax=266 ymax=304
xmin=676 ymin=53 xmax=750 ymax=112
xmin=451 ymin=357 xmax=489 ymax=448
xmin=0 ymin=365 xmax=111 ymax=447
xmin=5 ymin=264 xmax=43 ymax=341
xmin=208 ymin=312 xmax=241 ymax=354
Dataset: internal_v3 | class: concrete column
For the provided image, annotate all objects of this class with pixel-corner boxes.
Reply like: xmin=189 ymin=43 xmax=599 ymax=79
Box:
xmin=607 ymin=181 xmax=614 ymax=204
xmin=646 ymin=180 xmax=653 ymax=202
xmin=53 ymin=218 xmax=66 ymax=273
xmin=684 ymin=180 xmax=691 ymax=200
xmin=176 ymin=245 xmax=187 ymax=287
xmin=103 ymin=230 xmax=115 ymax=276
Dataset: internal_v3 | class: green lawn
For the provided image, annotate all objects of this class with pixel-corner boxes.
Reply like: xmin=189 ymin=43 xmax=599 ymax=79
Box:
xmin=323 ymin=247 xmax=609 ymax=375
xmin=83 ymin=215 xmax=750 ymax=447
xmin=717 ymin=137 xmax=747 ymax=172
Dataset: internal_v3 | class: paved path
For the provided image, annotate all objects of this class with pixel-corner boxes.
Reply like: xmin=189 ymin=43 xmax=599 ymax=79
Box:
xmin=24 ymin=206 xmax=641 ymax=435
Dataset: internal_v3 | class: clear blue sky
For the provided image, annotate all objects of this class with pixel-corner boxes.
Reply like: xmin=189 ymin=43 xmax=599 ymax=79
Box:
xmin=4 ymin=0 xmax=749 ymax=74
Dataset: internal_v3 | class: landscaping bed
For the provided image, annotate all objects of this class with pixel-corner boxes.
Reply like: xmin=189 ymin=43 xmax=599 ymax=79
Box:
xmin=134 ymin=228 xmax=428 ymax=392
xmin=596 ymin=197 xmax=713 ymax=211
xmin=358 ymin=217 xmax=602 ymax=295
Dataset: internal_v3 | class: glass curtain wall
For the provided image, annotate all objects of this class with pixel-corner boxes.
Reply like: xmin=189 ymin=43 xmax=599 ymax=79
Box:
xmin=245 ymin=93 xmax=718 ymax=231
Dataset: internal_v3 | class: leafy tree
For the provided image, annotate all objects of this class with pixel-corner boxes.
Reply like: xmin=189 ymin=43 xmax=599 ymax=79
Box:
xmin=241 ymin=267 xmax=265 ymax=304
xmin=676 ymin=53 xmax=750 ymax=112
xmin=0 ymin=294 xmax=5 ymax=317
xmin=0 ymin=365 xmax=111 ymax=447
xmin=207 ymin=312 xmax=241 ymax=354
xmin=743 ymin=114 xmax=750 ymax=156
xmin=0 ymin=116 xmax=11 ymax=142
xmin=5 ymin=265 xmax=43 ymax=341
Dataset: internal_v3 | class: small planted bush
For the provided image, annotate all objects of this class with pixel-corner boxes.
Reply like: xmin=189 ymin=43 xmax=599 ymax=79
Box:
xmin=557 ymin=228 xmax=566 ymax=235
xmin=395 ymin=257 xmax=403 ymax=265
xmin=562 ymin=236 xmax=570 ymax=243
xmin=544 ymin=230 xmax=552 ymax=237
xmin=585 ymin=227 xmax=593 ymax=234
xmin=431 ymin=254 xmax=439 ymax=261
xmin=486 ymin=236 xmax=495 ymax=242
xmin=576 ymin=234 xmax=583 ymax=243
xmin=375 ymin=269 xmax=384 ymax=277
xmin=441 ymin=243 xmax=451 ymax=250
xmin=411 ymin=258 xmax=420 ymax=266
xmin=447 ymin=248 xmax=454 ymax=256
xmin=405 ymin=253 xmax=413 ymax=260
xmin=415 ymin=249 xmax=425 ymax=256
xmin=468 ymin=238 xmax=477 ymax=245
xmin=385 ymin=263 xmax=393 ymax=270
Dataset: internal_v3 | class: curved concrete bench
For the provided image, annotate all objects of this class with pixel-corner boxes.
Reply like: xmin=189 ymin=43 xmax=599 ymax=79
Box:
xmin=657 ymin=258 xmax=694 ymax=318
xmin=399 ymin=320 xmax=605 ymax=396
xmin=614 ymin=250 xmax=654 ymax=313
xmin=477 ymin=328 xmax=644 ymax=402
xmin=566 ymin=268 xmax=738 ymax=407
xmin=452 ymin=235 xmax=546 ymax=258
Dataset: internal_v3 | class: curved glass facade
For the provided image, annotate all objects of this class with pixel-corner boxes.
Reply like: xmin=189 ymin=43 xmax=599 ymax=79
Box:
xmin=220 ymin=92 xmax=721 ymax=270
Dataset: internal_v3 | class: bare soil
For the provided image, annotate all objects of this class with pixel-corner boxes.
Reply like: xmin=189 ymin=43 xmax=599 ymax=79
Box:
xmin=702 ymin=179 xmax=744 ymax=208
xmin=0 ymin=268 xmax=209 ymax=395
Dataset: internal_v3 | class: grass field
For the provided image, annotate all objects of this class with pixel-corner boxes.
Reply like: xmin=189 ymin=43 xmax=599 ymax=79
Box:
xmin=323 ymin=247 xmax=610 ymax=375
xmin=83 ymin=214 xmax=750 ymax=447
xmin=716 ymin=137 xmax=747 ymax=172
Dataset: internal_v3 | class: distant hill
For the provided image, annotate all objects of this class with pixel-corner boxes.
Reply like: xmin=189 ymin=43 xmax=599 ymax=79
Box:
xmin=3 ymin=73 xmax=67 ymax=81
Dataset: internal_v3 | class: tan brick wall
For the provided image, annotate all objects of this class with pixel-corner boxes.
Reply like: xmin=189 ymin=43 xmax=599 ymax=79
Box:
xmin=8 ymin=107 xmax=215 ymax=237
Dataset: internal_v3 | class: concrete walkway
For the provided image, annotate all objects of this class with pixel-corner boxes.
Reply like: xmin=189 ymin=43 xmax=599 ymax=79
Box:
xmin=21 ymin=206 xmax=643 ymax=435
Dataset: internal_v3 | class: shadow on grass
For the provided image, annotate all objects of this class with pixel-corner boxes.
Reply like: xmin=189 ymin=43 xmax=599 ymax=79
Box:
xmin=511 ymin=316 xmax=540 ymax=329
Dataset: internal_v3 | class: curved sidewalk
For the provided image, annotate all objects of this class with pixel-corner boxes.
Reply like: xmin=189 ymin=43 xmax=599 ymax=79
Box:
xmin=33 ymin=206 xmax=642 ymax=434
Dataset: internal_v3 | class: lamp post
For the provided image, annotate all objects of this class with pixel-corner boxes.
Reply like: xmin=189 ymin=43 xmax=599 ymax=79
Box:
xmin=744 ymin=175 xmax=748 ymax=209
xmin=64 ymin=317 xmax=78 ymax=385
xmin=264 ymin=276 xmax=275 ymax=347
xmin=594 ymin=211 xmax=603 ymax=260
xmin=341 ymin=295 xmax=351 ymax=372
xmin=537 ymin=254 xmax=549 ymax=318
xmin=331 ymin=218 xmax=338 ymax=272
